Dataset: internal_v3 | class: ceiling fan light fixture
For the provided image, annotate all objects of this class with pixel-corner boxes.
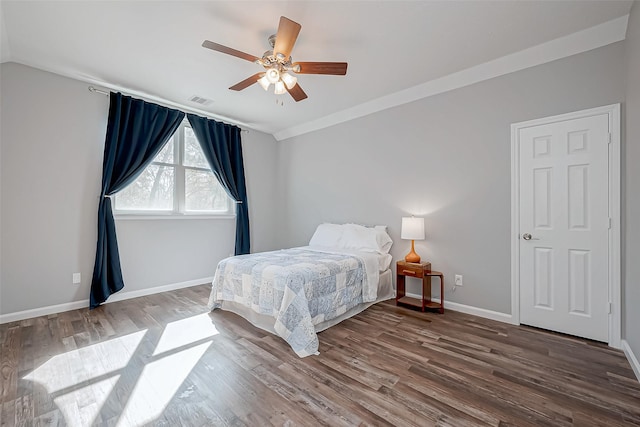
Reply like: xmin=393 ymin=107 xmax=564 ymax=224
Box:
xmin=274 ymin=80 xmax=286 ymax=95
xmin=281 ymin=72 xmax=297 ymax=89
xmin=258 ymin=75 xmax=270 ymax=91
xmin=202 ymin=16 xmax=346 ymax=103
xmin=265 ymin=67 xmax=280 ymax=84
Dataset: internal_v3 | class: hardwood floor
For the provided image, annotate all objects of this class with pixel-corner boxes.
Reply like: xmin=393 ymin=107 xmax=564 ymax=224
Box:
xmin=1 ymin=284 xmax=639 ymax=426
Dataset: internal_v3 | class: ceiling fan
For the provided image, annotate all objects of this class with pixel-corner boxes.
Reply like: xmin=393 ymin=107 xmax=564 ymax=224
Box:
xmin=202 ymin=16 xmax=348 ymax=102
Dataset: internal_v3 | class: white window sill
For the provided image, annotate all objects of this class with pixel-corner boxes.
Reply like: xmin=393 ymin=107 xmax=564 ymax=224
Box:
xmin=114 ymin=213 xmax=236 ymax=221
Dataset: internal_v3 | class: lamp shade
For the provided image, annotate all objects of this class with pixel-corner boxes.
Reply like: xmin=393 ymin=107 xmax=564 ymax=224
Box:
xmin=258 ymin=75 xmax=270 ymax=91
xmin=281 ymin=72 xmax=297 ymax=89
xmin=265 ymin=67 xmax=280 ymax=84
xmin=401 ymin=217 xmax=425 ymax=240
xmin=274 ymin=80 xmax=286 ymax=95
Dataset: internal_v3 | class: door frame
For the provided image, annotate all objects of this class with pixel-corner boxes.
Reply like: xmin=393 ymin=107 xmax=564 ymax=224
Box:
xmin=510 ymin=104 xmax=621 ymax=348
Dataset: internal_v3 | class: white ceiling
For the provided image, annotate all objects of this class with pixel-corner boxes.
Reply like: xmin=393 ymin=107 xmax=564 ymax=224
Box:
xmin=0 ymin=1 xmax=633 ymax=138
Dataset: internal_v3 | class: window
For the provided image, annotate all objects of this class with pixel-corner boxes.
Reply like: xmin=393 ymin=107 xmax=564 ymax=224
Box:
xmin=114 ymin=122 xmax=234 ymax=216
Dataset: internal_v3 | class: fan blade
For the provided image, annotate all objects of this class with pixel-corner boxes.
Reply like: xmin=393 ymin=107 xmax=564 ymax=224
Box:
xmin=202 ymin=40 xmax=259 ymax=63
xmin=286 ymin=83 xmax=308 ymax=102
xmin=273 ymin=16 xmax=301 ymax=59
xmin=229 ymin=73 xmax=263 ymax=91
xmin=293 ymin=62 xmax=348 ymax=75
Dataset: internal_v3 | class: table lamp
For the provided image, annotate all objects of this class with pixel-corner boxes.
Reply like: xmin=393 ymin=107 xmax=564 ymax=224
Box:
xmin=401 ymin=217 xmax=425 ymax=263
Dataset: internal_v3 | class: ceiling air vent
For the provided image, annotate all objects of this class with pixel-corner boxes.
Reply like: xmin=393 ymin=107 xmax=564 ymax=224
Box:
xmin=189 ymin=95 xmax=212 ymax=106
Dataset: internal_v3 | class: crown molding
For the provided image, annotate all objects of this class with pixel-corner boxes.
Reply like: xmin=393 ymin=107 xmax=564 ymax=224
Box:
xmin=273 ymin=14 xmax=629 ymax=141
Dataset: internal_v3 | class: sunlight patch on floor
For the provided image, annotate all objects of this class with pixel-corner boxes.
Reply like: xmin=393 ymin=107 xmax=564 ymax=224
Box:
xmin=53 ymin=375 xmax=120 ymax=427
xmin=23 ymin=330 xmax=146 ymax=393
xmin=22 ymin=313 xmax=221 ymax=426
xmin=153 ymin=313 xmax=219 ymax=356
xmin=116 ymin=341 xmax=212 ymax=426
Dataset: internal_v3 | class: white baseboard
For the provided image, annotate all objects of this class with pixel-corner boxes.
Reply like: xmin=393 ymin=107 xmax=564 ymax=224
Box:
xmin=0 ymin=277 xmax=213 ymax=324
xmin=622 ymin=340 xmax=640 ymax=383
xmin=404 ymin=292 xmax=514 ymax=324
xmin=0 ymin=300 xmax=90 ymax=325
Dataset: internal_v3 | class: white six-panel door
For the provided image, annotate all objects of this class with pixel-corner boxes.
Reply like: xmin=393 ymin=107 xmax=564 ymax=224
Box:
xmin=518 ymin=113 xmax=610 ymax=342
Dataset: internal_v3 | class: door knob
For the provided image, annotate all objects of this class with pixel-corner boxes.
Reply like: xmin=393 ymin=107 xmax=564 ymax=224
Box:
xmin=522 ymin=233 xmax=539 ymax=240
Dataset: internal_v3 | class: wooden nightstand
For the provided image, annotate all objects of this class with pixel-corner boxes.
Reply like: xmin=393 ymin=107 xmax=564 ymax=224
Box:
xmin=396 ymin=261 xmax=445 ymax=313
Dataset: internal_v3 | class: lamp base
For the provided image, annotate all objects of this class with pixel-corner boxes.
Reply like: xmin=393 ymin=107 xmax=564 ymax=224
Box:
xmin=404 ymin=240 xmax=421 ymax=263
xmin=404 ymin=252 xmax=421 ymax=263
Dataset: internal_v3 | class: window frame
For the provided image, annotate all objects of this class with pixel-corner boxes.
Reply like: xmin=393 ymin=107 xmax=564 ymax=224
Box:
xmin=114 ymin=121 xmax=235 ymax=219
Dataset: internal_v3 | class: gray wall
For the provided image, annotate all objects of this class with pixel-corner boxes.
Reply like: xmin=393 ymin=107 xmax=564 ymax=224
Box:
xmin=624 ymin=2 xmax=640 ymax=358
xmin=1 ymin=21 xmax=637 ymax=343
xmin=1 ymin=62 xmax=105 ymax=314
xmin=0 ymin=62 xmax=279 ymax=314
xmin=277 ymin=42 xmax=627 ymax=314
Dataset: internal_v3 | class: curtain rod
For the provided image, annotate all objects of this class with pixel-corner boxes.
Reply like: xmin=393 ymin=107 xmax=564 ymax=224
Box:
xmin=89 ymin=86 xmax=109 ymax=96
xmin=88 ymin=85 xmax=250 ymax=133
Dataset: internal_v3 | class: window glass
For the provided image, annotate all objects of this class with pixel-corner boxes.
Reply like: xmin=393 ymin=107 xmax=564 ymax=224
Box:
xmin=116 ymin=165 xmax=175 ymax=211
xmin=154 ymin=137 xmax=174 ymax=164
xmin=185 ymin=169 xmax=230 ymax=211
xmin=114 ymin=122 xmax=233 ymax=215
xmin=183 ymin=127 xmax=209 ymax=168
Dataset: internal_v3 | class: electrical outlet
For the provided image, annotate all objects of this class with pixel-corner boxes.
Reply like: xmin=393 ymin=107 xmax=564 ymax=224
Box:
xmin=455 ymin=274 xmax=463 ymax=287
xmin=72 ymin=273 xmax=81 ymax=284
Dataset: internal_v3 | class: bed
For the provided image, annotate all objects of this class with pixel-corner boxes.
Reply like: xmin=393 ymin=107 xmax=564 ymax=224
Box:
xmin=208 ymin=223 xmax=394 ymax=357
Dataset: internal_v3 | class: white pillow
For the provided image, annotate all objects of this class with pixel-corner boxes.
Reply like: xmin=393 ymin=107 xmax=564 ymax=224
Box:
xmin=309 ymin=223 xmax=344 ymax=247
xmin=373 ymin=226 xmax=393 ymax=254
xmin=341 ymin=223 xmax=393 ymax=254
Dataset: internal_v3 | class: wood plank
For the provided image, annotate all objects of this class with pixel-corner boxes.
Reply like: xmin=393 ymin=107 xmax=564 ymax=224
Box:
xmin=1 ymin=285 xmax=639 ymax=426
xmin=1 ymin=326 xmax=20 ymax=403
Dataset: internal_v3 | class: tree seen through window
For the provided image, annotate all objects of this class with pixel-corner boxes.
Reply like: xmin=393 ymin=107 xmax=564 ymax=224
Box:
xmin=115 ymin=123 xmax=233 ymax=214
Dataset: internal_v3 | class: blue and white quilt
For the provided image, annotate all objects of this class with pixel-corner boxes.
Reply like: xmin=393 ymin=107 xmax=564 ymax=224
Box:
xmin=208 ymin=247 xmax=378 ymax=357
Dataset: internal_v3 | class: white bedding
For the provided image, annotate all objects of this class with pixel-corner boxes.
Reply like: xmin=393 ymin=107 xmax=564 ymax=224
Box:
xmin=377 ymin=253 xmax=393 ymax=272
xmin=308 ymin=245 xmax=392 ymax=272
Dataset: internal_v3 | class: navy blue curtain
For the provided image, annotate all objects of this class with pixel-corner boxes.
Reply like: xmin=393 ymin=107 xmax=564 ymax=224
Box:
xmin=187 ymin=114 xmax=250 ymax=255
xmin=90 ymin=92 xmax=185 ymax=308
